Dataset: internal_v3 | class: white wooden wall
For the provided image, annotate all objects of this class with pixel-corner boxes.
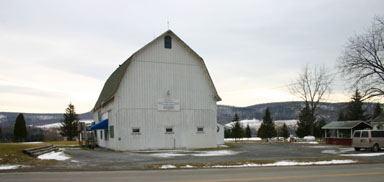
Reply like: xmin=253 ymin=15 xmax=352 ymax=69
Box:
xmin=94 ymin=33 xmax=220 ymax=150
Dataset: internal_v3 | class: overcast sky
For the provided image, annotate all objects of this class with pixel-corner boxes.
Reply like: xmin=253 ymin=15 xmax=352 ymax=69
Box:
xmin=1 ymin=0 xmax=383 ymax=113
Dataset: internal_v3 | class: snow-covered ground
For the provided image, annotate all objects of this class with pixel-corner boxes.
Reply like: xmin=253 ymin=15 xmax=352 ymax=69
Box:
xmin=36 ymin=119 xmax=94 ymax=129
xmin=321 ymin=148 xmax=355 ymax=154
xmin=225 ymin=119 xmax=297 ymax=130
xmin=224 ymin=137 xmax=262 ymax=141
xmin=150 ymin=150 xmax=240 ymax=158
xmin=0 ymin=165 xmax=27 ymax=170
xmin=159 ymin=160 xmax=357 ymax=169
xmin=340 ymin=153 xmax=384 ymax=157
xmin=295 ymin=141 xmax=319 ymax=144
xmin=20 ymin=142 xmax=44 ymax=144
xmin=211 ymin=160 xmax=357 ymax=168
xmin=37 ymin=151 xmax=71 ymax=161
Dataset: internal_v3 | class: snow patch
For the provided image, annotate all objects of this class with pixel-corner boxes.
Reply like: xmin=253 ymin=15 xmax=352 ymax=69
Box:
xmin=0 ymin=165 xmax=26 ymax=170
xmin=150 ymin=153 xmax=187 ymax=158
xmin=340 ymin=153 xmax=384 ymax=157
xmin=225 ymin=119 xmax=298 ymax=130
xmin=36 ymin=123 xmax=62 ymax=129
xmin=211 ymin=160 xmax=357 ymax=168
xmin=21 ymin=142 xmax=43 ymax=144
xmin=191 ymin=150 xmax=239 ymax=157
xmin=224 ymin=137 xmax=262 ymax=141
xmin=150 ymin=150 xmax=240 ymax=158
xmin=36 ymin=120 xmax=93 ymax=129
xmin=308 ymin=145 xmax=337 ymax=149
xmin=295 ymin=141 xmax=318 ymax=144
xmin=160 ymin=165 xmax=176 ymax=169
xmin=37 ymin=151 xmax=71 ymax=161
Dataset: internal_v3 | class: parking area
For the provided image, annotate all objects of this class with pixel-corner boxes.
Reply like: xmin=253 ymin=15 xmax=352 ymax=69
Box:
xmin=48 ymin=143 xmax=384 ymax=171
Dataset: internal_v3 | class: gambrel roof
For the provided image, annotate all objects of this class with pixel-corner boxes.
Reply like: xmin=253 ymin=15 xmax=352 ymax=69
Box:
xmin=93 ymin=30 xmax=221 ymax=111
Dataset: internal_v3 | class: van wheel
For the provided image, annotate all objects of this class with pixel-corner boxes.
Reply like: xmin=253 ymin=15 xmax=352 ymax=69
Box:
xmin=371 ymin=144 xmax=380 ymax=152
xmin=354 ymin=147 xmax=360 ymax=151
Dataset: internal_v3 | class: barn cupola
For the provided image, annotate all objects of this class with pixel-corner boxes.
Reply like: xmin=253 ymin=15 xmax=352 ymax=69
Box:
xmin=164 ymin=35 xmax=172 ymax=49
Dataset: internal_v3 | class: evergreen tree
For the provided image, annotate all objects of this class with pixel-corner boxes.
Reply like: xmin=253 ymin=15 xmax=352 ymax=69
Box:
xmin=224 ymin=129 xmax=232 ymax=138
xmin=257 ymin=108 xmax=277 ymax=139
xmin=280 ymin=123 xmax=290 ymax=138
xmin=245 ymin=124 xmax=252 ymax=138
xmin=314 ymin=118 xmax=326 ymax=138
xmin=337 ymin=110 xmax=346 ymax=121
xmin=296 ymin=103 xmax=314 ymax=138
xmin=13 ymin=113 xmax=27 ymax=142
xmin=373 ymin=103 xmax=383 ymax=120
xmin=59 ymin=103 xmax=79 ymax=141
xmin=232 ymin=121 xmax=243 ymax=141
xmin=231 ymin=113 xmax=243 ymax=141
xmin=345 ymin=89 xmax=369 ymax=121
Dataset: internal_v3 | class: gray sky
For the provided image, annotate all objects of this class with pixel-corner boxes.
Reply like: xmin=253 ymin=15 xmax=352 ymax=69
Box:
xmin=1 ymin=0 xmax=383 ymax=113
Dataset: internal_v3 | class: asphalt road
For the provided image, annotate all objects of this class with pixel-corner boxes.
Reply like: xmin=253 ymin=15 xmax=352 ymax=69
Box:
xmin=1 ymin=163 xmax=384 ymax=182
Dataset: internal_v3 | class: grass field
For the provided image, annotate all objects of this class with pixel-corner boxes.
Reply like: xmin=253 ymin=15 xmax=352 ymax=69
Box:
xmin=0 ymin=141 xmax=79 ymax=165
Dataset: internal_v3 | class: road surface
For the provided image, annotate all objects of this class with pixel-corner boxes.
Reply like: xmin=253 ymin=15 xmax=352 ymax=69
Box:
xmin=1 ymin=163 xmax=384 ymax=182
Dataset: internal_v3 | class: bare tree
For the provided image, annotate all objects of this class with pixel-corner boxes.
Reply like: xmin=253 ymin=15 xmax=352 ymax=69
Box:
xmin=338 ymin=16 xmax=384 ymax=99
xmin=290 ymin=65 xmax=334 ymax=135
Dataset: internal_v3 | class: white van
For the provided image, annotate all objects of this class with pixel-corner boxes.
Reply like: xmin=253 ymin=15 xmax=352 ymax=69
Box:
xmin=352 ymin=130 xmax=384 ymax=152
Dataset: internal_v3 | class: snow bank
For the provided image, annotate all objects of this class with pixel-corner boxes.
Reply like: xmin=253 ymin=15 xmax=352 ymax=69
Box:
xmin=0 ymin=165 xmax=26 ymax=170
xmin=211 ymin=160 xmax=357 ymax=168
xmin=340 ymin=153 xmax=384 ymax=157
xmin=37 ymin=151 xmax=71 ymax=161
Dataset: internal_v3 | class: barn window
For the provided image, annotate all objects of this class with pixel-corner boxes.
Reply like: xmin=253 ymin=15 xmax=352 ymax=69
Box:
xmin=165 ymin=127 xmax=174 ymax=134
xmin=104 ymin=130 xmax=109 ymax=140
xmin=164 ymin=35 xmax=172 ymax=49
xmin=132 ymin=128 xmax=140 ymax=135
xmin=197 ymin=127 xmax=204 ymax=133
xmin=109 ymin=125 xmax=114 ymax=138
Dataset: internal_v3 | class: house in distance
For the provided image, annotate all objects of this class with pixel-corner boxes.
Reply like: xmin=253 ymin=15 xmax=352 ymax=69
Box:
xmin=90 ymin=30 xmax=224 ymax=150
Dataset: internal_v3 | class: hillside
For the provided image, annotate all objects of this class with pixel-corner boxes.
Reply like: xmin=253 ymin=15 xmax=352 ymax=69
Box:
xmin=0 ymin=101 xmax=377 ymax=127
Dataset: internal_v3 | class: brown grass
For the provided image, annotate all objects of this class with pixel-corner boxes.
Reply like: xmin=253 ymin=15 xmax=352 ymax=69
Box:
xmin=0 ymin=141 xmax=80 ymax=166
xmin=0 ymin=143 xmax=55 ymax=165
xmin=145 ymin=157 xmax=363 ymax=169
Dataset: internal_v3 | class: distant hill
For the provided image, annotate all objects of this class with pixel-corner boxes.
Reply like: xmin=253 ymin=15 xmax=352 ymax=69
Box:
xmin=217 ymin=101 xmax=376 ymax=125
xmin=0 ymin=112 xmax=93 ymax=126
xmin=0 ymin=101 xmax=377 ymax=127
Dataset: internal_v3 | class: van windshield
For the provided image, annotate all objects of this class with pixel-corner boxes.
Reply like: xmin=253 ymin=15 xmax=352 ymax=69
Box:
xmin=353 ymin=131 xmax=361 ymax=137
xmin=362 ymin=131 xmax=369 ymax=137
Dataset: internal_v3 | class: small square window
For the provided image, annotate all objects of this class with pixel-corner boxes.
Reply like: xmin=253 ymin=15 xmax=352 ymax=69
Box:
xmin=132 ymin=128 xmax=140 ymax=135
xmin=165 ymin=127 xmax=174 ymax=134
xmin=197 ymin=127 xmax=204 ymax=133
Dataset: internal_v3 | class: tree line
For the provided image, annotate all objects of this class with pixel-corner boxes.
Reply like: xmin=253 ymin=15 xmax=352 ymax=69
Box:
xmin=224 ymin=89 xmax=382 ymax=139
xmin=0 ymin=103 xmax=80 ymax=142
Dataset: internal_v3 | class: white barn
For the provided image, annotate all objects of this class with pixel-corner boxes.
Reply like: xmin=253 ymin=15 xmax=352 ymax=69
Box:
xmin=91 ymin=30 xmax=223 ymax=150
